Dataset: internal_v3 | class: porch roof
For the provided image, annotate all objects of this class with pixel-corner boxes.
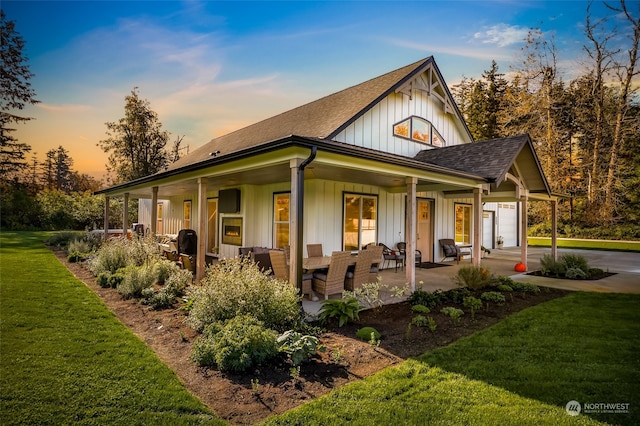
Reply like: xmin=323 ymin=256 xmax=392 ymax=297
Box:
xmin=413 ymin=134 xmax=552 ymax=197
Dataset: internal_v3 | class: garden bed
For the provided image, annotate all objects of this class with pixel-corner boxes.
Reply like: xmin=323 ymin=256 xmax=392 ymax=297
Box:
xmin=54 ymin=247 xmax=570 ymax=425
xmin=527 ymin=270 xmax=616 ymax=280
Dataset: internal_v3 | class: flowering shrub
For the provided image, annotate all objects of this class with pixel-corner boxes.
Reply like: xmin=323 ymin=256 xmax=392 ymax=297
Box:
xmin=187 ymin=257 xmax=300 ymax=332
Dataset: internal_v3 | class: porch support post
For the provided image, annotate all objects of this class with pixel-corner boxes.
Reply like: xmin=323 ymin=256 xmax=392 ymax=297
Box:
xmin=123 ymin=193 xmax=129 ymax=239
xmin=472 ymin=188 xmax=482 ymax=266
xmin=196 ymin=178 xmax=208 ymax=281
xmin=405 ymin=177 xmax=417 ymax=291
xmin=103 ymin=195 xmax=110 ymax=241
xmin=551 ymin=199 xmax=558 ymax=260
xmin=289 ymin=158 xmax=303 ymax=292
xmin=150 ymin=186 xmax=158 ymax=236
xmin=520 ymin=195 xmax=528 ymax=269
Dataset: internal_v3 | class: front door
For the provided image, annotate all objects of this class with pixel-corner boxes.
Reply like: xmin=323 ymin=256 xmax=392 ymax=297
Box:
xmin=416 ymin=198 xmax=434 ymax=262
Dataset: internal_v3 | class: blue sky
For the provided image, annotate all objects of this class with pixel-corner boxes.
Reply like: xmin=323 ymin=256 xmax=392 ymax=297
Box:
xmin=3 ymin=1 xmax=614 ymax=178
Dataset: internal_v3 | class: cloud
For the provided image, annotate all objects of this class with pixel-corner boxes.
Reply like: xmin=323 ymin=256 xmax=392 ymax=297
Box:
xmin=389 ymin=38 xmax=513 ymax=61
xmin=473 ymin=24 xmax=531 ymax=47
xmin=37 ymin=103 xmax=92 ymax=113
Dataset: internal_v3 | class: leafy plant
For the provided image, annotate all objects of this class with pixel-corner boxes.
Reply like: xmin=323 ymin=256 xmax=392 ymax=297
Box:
xmin=565 ymin=267 xmax=588 ymax=279
xmin=143 ymin=268 xmax=192 ymax=310
xmin=192 ymin=315 xmax=278 ymax=373
xmin=539 ymin=254 xmax=566 ymax=276
xmin=408 ymin=289 xmax=441 ymax=308
xmin=427 ymin=316 xmax=437 ymax=332
xmin=117 ymin=264 xmax=156 ymax=299
xmin=440 ymin=307 xmax=464 ymax=323
xmin=411 ymin=304 xmax=431 ymax=314
xmin=463 ymin=296 xmax=483 ymax=320
xmin=343 ymin=279 xmax=384 ymax=310
xmin=454 ymin=266 xmax=492 ymax=289
xmin=277 ymin=330 xmax=325 ymax=366
xmin=356 ymin=327 xmax=381 ymax=341
xmin=481 ymin=291 xmax=506 ymax=310
xmin=318 ymin=297 xmax=363 ymax=327
xmin=510 ymin=282 xmax=540 ymax=295
xmin=411 ymin=315 xmax=429 ymax=327
xmin=560 ymin=253 xmax=589 ymax=274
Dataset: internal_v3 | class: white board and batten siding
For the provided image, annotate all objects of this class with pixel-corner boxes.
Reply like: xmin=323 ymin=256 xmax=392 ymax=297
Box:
xmin=333 ymin=90 xmax=471 ymax=156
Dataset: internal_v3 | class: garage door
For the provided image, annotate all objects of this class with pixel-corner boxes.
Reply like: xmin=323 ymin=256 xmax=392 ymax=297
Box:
xmin=497 ymin=203 xmax=518 ymax=247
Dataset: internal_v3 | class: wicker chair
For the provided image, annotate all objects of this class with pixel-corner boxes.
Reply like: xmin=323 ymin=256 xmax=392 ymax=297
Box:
xmin=345 ymin=249 xmax=378 ymax=291
xmin=307 ymin=244 xmax=324 ymax=258
xmin=365 ymin=244 xmax=384 ymax=274
xmin=312 ymin=251 xmax=351 ymax=300
xmin=269 ymin=250 xmax=313 ymax=297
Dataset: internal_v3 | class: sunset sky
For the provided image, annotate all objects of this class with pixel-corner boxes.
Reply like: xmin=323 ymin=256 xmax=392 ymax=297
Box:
xmin=3 ymin=1 xmax=617 ymax=180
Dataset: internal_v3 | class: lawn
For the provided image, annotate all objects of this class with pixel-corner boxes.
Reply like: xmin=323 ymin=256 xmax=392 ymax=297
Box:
xmin=0 ymin=231 xmax=224 ymax=425
xmin=262 ymin=293 xmax=640 ymax=425
xmin=528 ymin=236 xmax=640 ymax=252
xmin=2 ymin=231 xmax=638 ymax=425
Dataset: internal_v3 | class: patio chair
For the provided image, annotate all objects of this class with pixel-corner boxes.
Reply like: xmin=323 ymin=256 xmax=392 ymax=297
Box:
xmin=307 ymin=243 xmax=324 ymax=258
xmin=397 ymin=242 xmax=422 ymax=266
xmin=345 ymin=249 xmax=378 ymax=291
xmin=312 ymin=251 xmax=352 ymax=300
xmin=439 ymin=239 xmax=464 ymax=263
xmin=365 ymin=244 xmax=384 ymax=273
xmin=269 ymin=250 xmax=313 ymax=297
xmin=378 ymin=243 xmax=404 ymax=272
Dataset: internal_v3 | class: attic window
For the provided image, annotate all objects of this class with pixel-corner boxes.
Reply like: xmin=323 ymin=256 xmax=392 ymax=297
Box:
xmin=392 ymin=116 xmax=445 ymax=147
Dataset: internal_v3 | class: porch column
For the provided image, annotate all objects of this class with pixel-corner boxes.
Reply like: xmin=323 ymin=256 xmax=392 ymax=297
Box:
xmin=103 ymin=195 xmax=110 ymax=241
xmin=289 ymin=158 xmax=303 ymax=291
xmin=196 ymin=178 xmax=208 ymax=281
xmin=520 ymin=195 xmax=528 ymax=269
xmin=150 ymin=186 xmax=158 ymax=236
xmin=551 ymin=199 xmax=558 ymax=260
xmin=472 ymin=188 xmax=482 ymax=266
xmin=123 ymin=193 xmax=129 ymax=239
xmin=405 ymin=177 xmax=417 ymax=291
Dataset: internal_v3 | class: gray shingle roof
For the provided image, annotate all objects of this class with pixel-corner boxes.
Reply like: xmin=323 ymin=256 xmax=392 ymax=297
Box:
xmin=168 ymin=57 xmax=440 ymax=171
xmin=414 ymin=134 xmax=533 ymax=186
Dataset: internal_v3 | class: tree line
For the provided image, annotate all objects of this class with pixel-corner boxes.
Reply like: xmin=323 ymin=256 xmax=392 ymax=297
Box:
xmin=452 ymin=1 xmax=639 ymax=237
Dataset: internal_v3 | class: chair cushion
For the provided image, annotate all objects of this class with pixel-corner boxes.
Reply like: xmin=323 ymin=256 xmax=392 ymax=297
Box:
xmin=443 ymin=244 xmax=458 ymax=257
xmin=345 ymin=271 xmax=354 ymax=279
xmin=313 ymin=272 xmax=328 ymax=281
xmin=302 ymin=273 xmax=314 ymax=280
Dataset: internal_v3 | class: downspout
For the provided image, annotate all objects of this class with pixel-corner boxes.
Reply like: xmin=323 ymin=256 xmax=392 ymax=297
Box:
xmin=295 ymin=146 xmax=317 ymax=293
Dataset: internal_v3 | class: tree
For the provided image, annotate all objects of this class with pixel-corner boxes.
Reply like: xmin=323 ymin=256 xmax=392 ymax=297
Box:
xmin=98 ymin=88 xmax=172 ymax=183
xmin=0 ymin=10 xmax=39 ymax=180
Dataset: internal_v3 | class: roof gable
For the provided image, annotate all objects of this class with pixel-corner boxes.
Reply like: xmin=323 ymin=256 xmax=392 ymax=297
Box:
xmin=168 ymin=57 xmax=470 ymax=171
xmin=414 ymin=134 xmax=551 ymax=195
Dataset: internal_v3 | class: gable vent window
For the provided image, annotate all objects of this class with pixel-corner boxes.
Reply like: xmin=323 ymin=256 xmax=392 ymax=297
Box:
xmin=393 ymin=116 xmax=445 ymax=147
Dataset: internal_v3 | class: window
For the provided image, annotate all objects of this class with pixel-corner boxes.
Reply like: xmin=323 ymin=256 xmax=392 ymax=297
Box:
xmin=273 ymin=193 xmax=290 ymax=248
xmin=207 ymin=199 xmax=218 ymax=253
xmin=183 ymin=200 xmax=192 ymax=229
xmin=343 ymin=193 xmax=377 ymax=251
xmin=392 ymin=116 xmax=446 ymax=146
xmin=156 ymin=203 xmax=163 ymax=235
xmin=455 ymin=204 xmax=471 ymax=244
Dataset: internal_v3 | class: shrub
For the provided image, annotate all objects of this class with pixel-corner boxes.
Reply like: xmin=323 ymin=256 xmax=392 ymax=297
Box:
xmin=277 ymin=330 xmax=325 ymax=366
xmin=560 ymin=254 xmax=589 ymax=274
xmin=356 ymin=327 xmax=381 ymax=341
xmin=96 ymin=272 xmax=111 ymax=288
xmin=411 ymin=315 xmax=429 ymax=327
xmin=407 ymin=289 xmax=441 ymax=308
xmin=411 ymin=304 xmax=431 ymax=314
xmin=47 ymin=231 xmax=84 ymax=248
xmin=107 ymin=272 xmax=124 ymax=288
xmin=439 ymin=288 xmax=471 ymax=304
xmin=153 ymin=258 xmax=181 ymax=285
xmin=67 ymin=252 xmax=85 ymax=263
xmin=88 ymin=239 xmax=129 ymax=275
xmin=510 ymin=282 xmax=540 ymax=294
xmin=566 ymin=267 xmax=588 ymax=279
xmin=117 ymin=264 xmax=156 ymax=299
xmin=187 ymin=257 xmax=300 ymax=332
xmin=454 ymin=266 xmax=492 ymax=289
xmin=318 ymin=297 xmax=363 ymax=327
xmin=440 ymin=307 xmax=464 ymax=323
xmin=192 ymin=315 xmax=278 ymax=372
xmin=143 ymin=268 xmax=192 ymax=310
xmin=539 ymin=254 xmax=566 ymax=276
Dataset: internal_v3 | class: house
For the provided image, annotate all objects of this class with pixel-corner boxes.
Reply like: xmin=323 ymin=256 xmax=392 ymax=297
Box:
xmin=96 ymin=57 xmax=558 ymax=289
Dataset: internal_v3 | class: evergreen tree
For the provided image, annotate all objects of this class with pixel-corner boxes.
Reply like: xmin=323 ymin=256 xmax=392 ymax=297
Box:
xmin=0 ymin=10 xmax=39 ymax=180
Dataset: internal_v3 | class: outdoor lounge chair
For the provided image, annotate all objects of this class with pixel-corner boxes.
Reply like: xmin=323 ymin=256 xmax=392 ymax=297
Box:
xmin=397 ymin=242 xmax=422 ymax=266
xmin=439 ymin=238 xmax=465 ymax=263
xmin=312 ymin=251 xmax=352 ymax=300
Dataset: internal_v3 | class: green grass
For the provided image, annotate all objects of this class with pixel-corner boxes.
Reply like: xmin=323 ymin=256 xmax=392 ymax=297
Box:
xmin=528 ymin=236 xmax=640 ymax=252
xmin=0 ymin=231 xmax=225 ymax=425
xmin=262 ymin=292 xmax=640 ymax=425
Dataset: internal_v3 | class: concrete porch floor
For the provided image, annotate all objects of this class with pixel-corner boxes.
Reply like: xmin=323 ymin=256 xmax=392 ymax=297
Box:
xmin=302 ymin=246 xmax=640 ymax=316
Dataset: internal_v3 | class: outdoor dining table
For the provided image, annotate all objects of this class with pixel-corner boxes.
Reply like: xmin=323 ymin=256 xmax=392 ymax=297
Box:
xmin=302 ymin=254 xmax=383 ymax=271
